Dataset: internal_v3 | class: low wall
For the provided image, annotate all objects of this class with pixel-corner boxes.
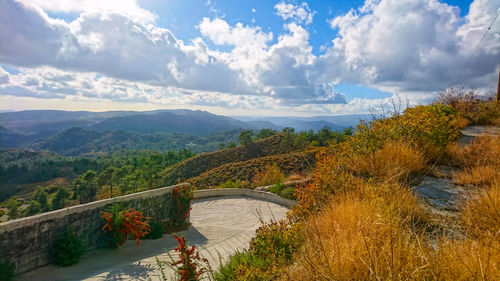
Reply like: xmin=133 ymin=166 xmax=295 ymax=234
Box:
xmin=192 ymin=188 xmax=297 ymax=208
xmin=0 ymin=183 xmax=188 ymax=274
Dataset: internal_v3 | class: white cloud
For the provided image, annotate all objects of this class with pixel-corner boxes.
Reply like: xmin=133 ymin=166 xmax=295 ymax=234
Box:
xmin=327 ymin=0 xmax=500 ymax=92
xmin=198 ymin=17 xmax=271 ymax=48
xmin=274 ymin=1 xmax=316 ymax=25
xmin=26 ymin=0 xmax=156 ymax=23
xmin=0 ymin=0 xmax=499 ymax=115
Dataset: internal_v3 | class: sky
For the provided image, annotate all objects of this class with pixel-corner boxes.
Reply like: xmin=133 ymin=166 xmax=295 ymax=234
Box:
xmin=0 ymin=0 xmax=499 ymax=116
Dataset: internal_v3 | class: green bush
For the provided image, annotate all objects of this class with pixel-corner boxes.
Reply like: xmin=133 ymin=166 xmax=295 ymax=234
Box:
xmin=50 ymin=228 xmax=85 ymax=266
xmin=214 ymin=251 xmax=267 ymax=281
xmin=250 ymin=221 xmax=302 ymax=263
xmin=0 ymin=261 xmax=14 ymax=281
xmin=144 ymin=221 xmax=163 ymax=239
xmin=269 ymin=182 xmax=285 ymax=195
xmin=279 ymin=187 xmax=295 ymax=200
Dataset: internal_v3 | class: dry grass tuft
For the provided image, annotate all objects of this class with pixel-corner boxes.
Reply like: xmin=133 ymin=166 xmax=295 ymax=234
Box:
xmin=447 ymin=135 xmax=500 ymax=168
xmin=431 ymin=237 xmax=500 ymax=280
xmin=447 ymin=135 xmax=500 ymax=186
xmin=452 ymin=165 xmax=498 ymax=186
xmin=284 ymin=184 xmax=432 ymax=281
xmin=347 ymin=141 xmax=425 ymax=184
xmin=461 ymin=183 xmax=500 ymax=239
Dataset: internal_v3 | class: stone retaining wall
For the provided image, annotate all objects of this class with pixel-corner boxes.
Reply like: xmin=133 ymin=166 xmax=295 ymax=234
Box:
xmin=0 ymin=183 xmax=188 ymax=274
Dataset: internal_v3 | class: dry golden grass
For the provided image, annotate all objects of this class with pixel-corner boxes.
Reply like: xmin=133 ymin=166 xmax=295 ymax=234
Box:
xmin=447 ymin=135 xmax=500 ymax=168
xmin=452 ymin=165 xmax=499 ymax=186
xmin=431 ymin=237 xmax=500 ymax=280
xmin=447 ymin=135 xmax=500 ymax=186
xmin=461 ymin=183 xmax=500 ymax=239
xmin=284 ymin=182 xmax=500 ymax=281
xmin=346 ymin=141 xmax=425 ymax=184
xmin=283 ymin=183 xmax=433 ymax=281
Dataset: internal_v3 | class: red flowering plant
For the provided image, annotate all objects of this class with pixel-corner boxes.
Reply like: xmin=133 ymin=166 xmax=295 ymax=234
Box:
xmin=170 ymin=234 xmax=208 ymax=281
xmin=101 ymin=203 xmax=151 ymax=248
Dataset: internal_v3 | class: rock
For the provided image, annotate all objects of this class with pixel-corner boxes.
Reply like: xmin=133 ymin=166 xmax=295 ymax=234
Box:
xmin=459 ymin=126 xmax=500 ymax=146
xmin=412 ymin=176 xmax=466 ymax=211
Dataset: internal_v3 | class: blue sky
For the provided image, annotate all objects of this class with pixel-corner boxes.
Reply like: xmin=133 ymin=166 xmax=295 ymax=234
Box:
xmin=0 ymin=0 xmax=498 ymax=116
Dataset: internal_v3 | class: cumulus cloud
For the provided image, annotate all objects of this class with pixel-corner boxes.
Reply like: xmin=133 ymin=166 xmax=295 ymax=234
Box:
xmin=327 ymin=0 xmax=500 ymax=92
xmin=0 ymin=0 xmax=499 ymax=115
xmin=274 ymin=1 xmax=316 ymax=25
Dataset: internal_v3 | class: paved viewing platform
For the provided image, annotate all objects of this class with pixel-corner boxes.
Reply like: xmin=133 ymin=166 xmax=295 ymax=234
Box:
xmin=20 ymin=196 xmax=289 ymax=280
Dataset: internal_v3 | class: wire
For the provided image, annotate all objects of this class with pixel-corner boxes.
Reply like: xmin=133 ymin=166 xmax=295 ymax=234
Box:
xmin=451 ymin=9 xmax=500 ymax=86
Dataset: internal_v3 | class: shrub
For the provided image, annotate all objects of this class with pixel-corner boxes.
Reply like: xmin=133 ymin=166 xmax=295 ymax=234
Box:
xmin=0 ymin=261 xmax=14 ymax=281
xmin=144 ymin=221 xmax=163 ymax=240
xmin=24 ymin=200 xmax=42 ymax=216
xmin=50 ymin=228 xmax=85 ymax=266
xmin=101 ymin=203 xmax=151 ymax=248
xmin=252 ymin=163 xmax=284 ymax=187
xmin=269 ymin=182 xmax=285 ymax=195
xmin=214 ymin=251 xmax=268 ymax=281
xmin=250 ymin=220 xmax=302 ymax=264
xmin=279 ymin=187 xmax=295 ymax=200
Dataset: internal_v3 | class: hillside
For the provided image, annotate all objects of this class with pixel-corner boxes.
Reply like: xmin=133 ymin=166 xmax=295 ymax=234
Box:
xmin=160 ymin=133 xmax=295 ymax=185
xmin=187 ymin=150 xmax=317 ymax=189
xmin=90 ymin=110 xmax=252 ymax=135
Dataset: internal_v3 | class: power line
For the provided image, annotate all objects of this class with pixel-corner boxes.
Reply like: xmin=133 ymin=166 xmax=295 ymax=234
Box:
xmin=451 ymin=10 xmax=499 ymax=86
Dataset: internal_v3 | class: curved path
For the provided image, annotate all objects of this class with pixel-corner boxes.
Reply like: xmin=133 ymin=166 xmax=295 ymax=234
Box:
xmin=20 ymin=196 xmax=289 ymax=281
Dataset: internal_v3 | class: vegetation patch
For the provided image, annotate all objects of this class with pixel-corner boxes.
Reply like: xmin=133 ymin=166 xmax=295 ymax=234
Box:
xmin=50 ymin=228 xmax=85 ymax=266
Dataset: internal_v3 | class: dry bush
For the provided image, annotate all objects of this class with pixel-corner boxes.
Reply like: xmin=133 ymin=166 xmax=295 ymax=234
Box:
xmin=284 ymin=184 xmax=432 ymax=281
xmin=436 ymin=88 xmax=500 ymax=126
xmin=252 ymin=163 xmax=284 ymax=187
xmin=346 ymin=141 xmax=425 ymax=184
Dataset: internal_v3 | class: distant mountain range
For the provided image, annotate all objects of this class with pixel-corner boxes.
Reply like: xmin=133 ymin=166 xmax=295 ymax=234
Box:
xmin=0 ymin=109 xmax=369 ymax=155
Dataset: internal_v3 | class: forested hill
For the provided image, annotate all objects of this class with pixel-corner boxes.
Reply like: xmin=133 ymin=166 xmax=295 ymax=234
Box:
xmin=29 ymin=127 xmax=242 ymax=156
